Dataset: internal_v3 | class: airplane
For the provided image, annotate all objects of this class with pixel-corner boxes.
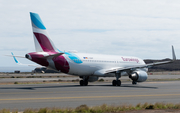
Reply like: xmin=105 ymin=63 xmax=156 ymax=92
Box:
xmin=10 ymin=12 xmax=176 ymax=86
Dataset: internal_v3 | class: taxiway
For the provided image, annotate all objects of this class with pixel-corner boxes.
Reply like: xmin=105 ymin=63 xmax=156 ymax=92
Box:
xmin=0 ymin=81 xmax=180 ymax=110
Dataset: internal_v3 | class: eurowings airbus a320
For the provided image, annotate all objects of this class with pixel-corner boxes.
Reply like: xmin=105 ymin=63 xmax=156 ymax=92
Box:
xmin=11 ymin=12 xmax=176 ymax=86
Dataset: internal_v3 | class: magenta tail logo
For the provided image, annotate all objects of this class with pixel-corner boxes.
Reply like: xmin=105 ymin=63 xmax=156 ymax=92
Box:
xmin=34 ymin=33 xmax=55 ymax=52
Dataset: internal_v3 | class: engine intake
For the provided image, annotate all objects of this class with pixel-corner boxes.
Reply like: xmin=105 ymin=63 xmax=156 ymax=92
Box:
xmin=129 ymin=71 xmax=148 ymax=82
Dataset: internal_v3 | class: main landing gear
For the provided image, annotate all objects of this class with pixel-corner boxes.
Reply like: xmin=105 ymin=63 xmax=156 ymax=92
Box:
xmin=132 ymin=81 xmax=137 ymax=85
xmin=112 ymin=72 xmax=121 ymax=86
xmin=112 ymin=80 xmax=121 ymax=86
xmin=79 ymin=76 xmax=89 ymax=86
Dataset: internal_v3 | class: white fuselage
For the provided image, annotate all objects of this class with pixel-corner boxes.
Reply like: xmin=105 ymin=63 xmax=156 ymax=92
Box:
xmin=62 ymin=53 xmax=147 ymax=77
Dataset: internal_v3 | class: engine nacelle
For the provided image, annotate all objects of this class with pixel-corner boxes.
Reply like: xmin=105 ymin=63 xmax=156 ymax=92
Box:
xmin=129 ymin=71 xmax=148 ymax=82
xmin=88 ymin=76 xmax=99 ymax=82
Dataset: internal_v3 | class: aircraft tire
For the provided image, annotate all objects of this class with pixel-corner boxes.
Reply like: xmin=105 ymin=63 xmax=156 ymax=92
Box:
xmin=80 ymin=80 xmax=84 ymax=86
xmin=132 ymin=81 xmax=137 ymax=85
xmin=117 ymin=80 xmax=121 ymax=86
xmin=84 ymin=80 xmax=88 ymax=86
xmin=112 ymin=80 xmax=117 ymax=86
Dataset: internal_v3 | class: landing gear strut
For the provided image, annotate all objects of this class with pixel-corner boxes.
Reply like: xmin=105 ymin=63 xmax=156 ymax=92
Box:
xmin=112 ymin=72 xmax=121 ymax=86
xmin=132 ymin=81 xmax=137 ymax=85
xmin=79 ymin=76 xmax=89 ymax=86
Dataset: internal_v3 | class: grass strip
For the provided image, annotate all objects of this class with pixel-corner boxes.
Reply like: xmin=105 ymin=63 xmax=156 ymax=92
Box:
xmin=0 ymin=102 xmax=180 ymax=113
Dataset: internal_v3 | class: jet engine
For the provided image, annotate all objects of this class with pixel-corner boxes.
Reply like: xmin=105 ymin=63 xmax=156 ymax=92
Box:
xmin=129 ymin=70 xmax=148 ymax=82
xmin=88 ymin=76 xmax=99 ymax=82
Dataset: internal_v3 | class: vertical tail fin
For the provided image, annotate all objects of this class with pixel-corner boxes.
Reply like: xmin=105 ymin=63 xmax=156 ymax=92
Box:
xmin=30 ymin=12 xmax=57 ymax=52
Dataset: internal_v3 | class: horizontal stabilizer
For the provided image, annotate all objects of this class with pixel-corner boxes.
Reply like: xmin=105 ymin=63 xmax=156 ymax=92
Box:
xmin=42 ymin=53 xmax=64 ymax=59
xmin=7 ymin=52 xmax=42 ymax=67
xmin=5 ymin=55 xmax=25 ymax=58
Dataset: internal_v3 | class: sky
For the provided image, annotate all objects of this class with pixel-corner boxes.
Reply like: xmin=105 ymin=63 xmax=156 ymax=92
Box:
xmin=0 ymin=0 xmax=180 ymax=71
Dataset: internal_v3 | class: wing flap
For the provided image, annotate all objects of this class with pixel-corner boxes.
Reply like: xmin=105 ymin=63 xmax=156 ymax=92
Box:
xmin=104 ymin=60 xmax=173 ymax=74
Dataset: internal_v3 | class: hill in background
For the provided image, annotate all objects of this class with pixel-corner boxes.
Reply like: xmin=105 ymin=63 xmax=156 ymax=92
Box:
xmin=144 ymin=59 xmax=180 ymax=72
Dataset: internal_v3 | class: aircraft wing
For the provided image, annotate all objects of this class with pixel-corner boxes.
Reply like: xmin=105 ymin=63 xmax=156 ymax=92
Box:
xmin=94 ymin=46 xmax=176 ymax=75
xmin=105 ymin=60 xmax=173 ymax=74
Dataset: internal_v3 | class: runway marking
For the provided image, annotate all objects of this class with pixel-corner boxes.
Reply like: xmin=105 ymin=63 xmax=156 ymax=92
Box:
xmin=0 ymin=89 xmax=144 ymax=95
xmin=0 ymin=93 xmax=180 ymax=101
xmin=147 ymin=81 xmax=174 ymax=84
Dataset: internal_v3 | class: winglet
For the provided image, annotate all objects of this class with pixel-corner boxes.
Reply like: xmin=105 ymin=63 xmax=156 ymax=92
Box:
xmin=11 ymin=52 xmax=21 ymax=64
xmin=172 ymin=45 xmax=176 ymax=61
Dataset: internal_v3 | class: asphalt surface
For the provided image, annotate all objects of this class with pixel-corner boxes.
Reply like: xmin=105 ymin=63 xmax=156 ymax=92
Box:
xmin=0 ymin=81 xmax=180 ymax=111
xmin=0 ymin=75 xmax=180 ymax=83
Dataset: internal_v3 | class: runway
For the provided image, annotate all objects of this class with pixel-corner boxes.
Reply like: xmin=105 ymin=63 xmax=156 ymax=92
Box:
xmin=0 ymin=81 xmax=180 ymax=110
xmin=0 ymin=74 xmax=180 ymax=83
